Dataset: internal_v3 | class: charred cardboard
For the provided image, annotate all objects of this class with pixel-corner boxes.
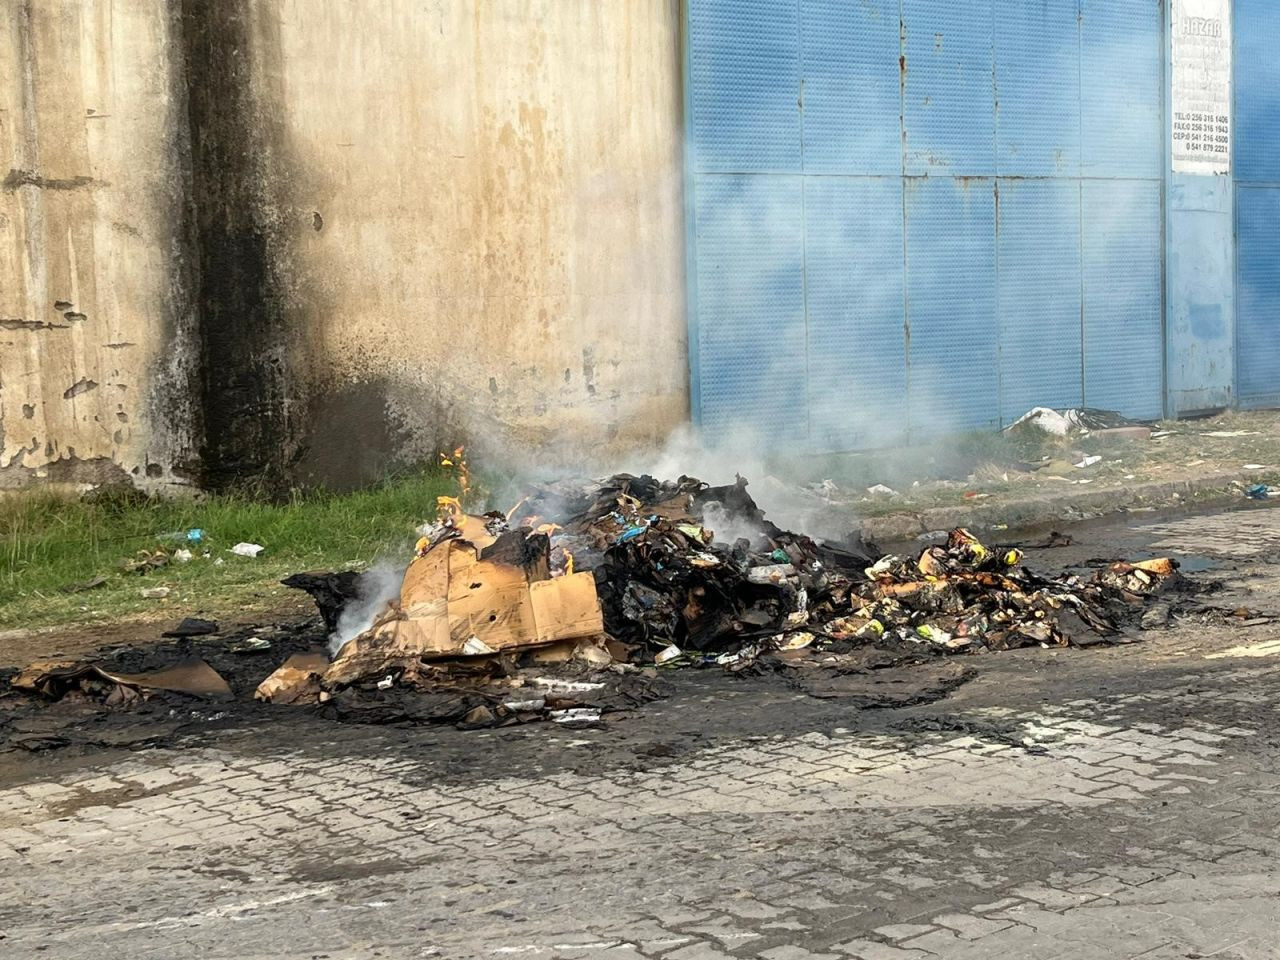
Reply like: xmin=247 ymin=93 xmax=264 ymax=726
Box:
xmin=325 ymin=530 xmax=604 ymax=687
xmin=13 ymin=658 xmax=233 ymax=701
xmin=255 ymin=652 xmax=330 ymax=704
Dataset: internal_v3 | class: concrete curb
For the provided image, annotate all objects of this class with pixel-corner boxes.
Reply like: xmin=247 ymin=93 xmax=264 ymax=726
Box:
xmin=858 ymin=470 xmax=1245 ymax=544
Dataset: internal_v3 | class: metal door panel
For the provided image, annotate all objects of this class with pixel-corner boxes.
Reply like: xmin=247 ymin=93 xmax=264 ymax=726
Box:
xmin=688 ymin=0 xmax=802 ymax=173
xmin=902 ymin=0 xmax=996 ymax=176
xmin=805 ymin=177 xmax=906 ymax=450
xmin=997 ymin=179 xmax=1084 ymax=422
xmin=995 ymin=0 xmax=1081 ymax=177
xmin=905 ymin=177 xmax=999 ymax=434
xmin=799 ymin=0 xmax=901 ymax=176
xmin=1083 ymin=180 xmax=1164 ymax=418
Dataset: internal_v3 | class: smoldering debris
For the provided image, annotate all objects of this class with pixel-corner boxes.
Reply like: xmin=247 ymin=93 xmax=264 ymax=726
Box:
xmin=4 ymin=472 xmax=1210 ymax=747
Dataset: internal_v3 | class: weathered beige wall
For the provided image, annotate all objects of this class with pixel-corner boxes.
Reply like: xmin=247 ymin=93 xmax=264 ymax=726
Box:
xmin=271 ymin=0 xmax=688 ymax=483
xmin=0 ymin=0 xmax=197 ymax=490
xmin=1 ymin=0 xmax=688 ymax=491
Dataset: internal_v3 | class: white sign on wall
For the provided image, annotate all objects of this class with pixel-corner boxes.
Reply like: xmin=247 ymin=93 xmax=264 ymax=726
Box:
xmin=1171 ymin=0 xmax=1232 ymax=174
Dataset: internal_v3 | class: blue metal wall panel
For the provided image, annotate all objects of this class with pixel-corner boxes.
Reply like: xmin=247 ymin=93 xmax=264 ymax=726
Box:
xmin=1237 ymin=187 xmax=1280 ymax=407
xmin=995 ymin=0 xmax=1081 ymax=177
xmin=905 ymin=178 xmax=999 ymax=434
xmin=1237 ymin=0 xmax=1280 ymax=409
xmin=804 ymin=178 xmax=906 ymax=450
xmin=1082 ymin=180 xmax=1163 ymax=419
xmin=902 ymin=0 xmax=995 ymax=176
xmin=799 ymin=0 xmax=901 ymax=175
xmin=1080 ymin=0 xmax=1162 ymax=179
xmin=688 ymin=0 xmax=801 ymax=173
xmin=1236 ymin=0 xmax=1280 ymax=182
xmin=997 ymin=179 xmax=1083 ymax=422
xmin=691 ymin=175 xmax=808 ymax=438
xmin=683 ymin=0 xmax=1167 ymax=447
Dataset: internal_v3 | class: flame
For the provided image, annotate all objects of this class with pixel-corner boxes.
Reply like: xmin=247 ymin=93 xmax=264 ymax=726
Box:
xmin=564 ymin=550 xmax=574 ymax=576
xmin=436 ymin=495 xmax=464 ymax=522
xmin=414 ymin=536 xmax=430 ymax=557
xmin=534 ymin=522 xmax=561 ymax=536
xmin=439 ymin=445 xmax=470 ymax=505
xmin=505 ymin=496 xmax=529 ymax=521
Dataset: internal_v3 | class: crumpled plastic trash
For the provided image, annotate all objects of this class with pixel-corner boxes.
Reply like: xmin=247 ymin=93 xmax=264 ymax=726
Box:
xmin=230 ymin=542 xmax=266 ymax=558
xmin=1007 ymin=407 xmax=1143 ymax=437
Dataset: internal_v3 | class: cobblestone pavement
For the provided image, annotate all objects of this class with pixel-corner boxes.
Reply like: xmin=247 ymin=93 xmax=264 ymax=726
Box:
xmin=7 ymin=507 xmax=1280 ymax=959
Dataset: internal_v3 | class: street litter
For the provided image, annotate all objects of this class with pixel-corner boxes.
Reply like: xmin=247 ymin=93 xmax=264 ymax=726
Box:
xmin=231 ymin=542 xmax=266 ymax=558
xmin=1006 ymin=407 xmax=1147 ymax=437
xmin=14 ymin=658 xmax=232 ymax=703
xmin=140 ymin=587 xmax=170 ymax=599
xmin=1245 ymin=484 xmax=1280 ymax=500
xmin=1244 ymin=465 xmax=1268 ymax=471
xmin=1075 ymin=455 xmax=1102 ymax=469
xmin=162 ymin=617 xmax=219 ymax=638
xmin=9 ymin=470 xmax=1204 ymax=736
xmin=173 ymin=548 xmax=194 ymax=563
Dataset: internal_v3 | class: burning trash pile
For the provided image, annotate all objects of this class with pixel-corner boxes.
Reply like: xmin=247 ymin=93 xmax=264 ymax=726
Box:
xmin=6 ymin=470 xmax=1192 ymax=737
xmin=259 ymin=472 xmax=1184 ymax=721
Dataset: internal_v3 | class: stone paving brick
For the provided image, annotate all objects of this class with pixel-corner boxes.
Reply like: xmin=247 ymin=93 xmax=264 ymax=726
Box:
xmin=832 ymin=940 xmax=933 ymax=959
xmin=930 ymin=912 xmax=1014 ymax=940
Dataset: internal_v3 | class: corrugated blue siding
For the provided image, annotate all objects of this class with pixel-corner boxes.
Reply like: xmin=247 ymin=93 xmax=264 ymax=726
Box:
xmin=905 ymin=178 xmax=999 ymax=434
xmin=1083 ymin=180 xmax=1163 ymax=419
xmin=1080 ymin=0 xmax=1162 ymax=179
xmin=799 ymin=0 xmax=900 ymax=176
xmin=684 ymin=0 xmax=1166 ymax=445
xmin=687 ymin=0 xmax=801 ymax=173
xmin=1238 ymin=189 xmax=1280 ymax=407
xmin=692 ymin=175 xmax=807 ymax=438
xmin=903 ymin=0 xmax=995 ymax=176
xmin=997 ymin=179 xmax=1083 ymax=422
xmin=805 ymin=178 xmax=906 ymax=450
xmin=1236 ymin=0 xmax=1280 ymax=409
xmin=1236 ymin=0 xmax=1280 ymax=182
xmin=995 ymin=0 xmax=1081 ymax=177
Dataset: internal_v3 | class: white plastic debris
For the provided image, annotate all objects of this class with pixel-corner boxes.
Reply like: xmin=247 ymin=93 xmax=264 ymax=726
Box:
xmin=530 ymin=677 xmax=606 ymax=694
xmin=549 ymin=708 xmax=602 ymax=725
xmin=1244 ymin=464 xmax=1268 ymax=471
xmin=376 ymin=674 xmax=394 ymax=690
xmin=461 ymin=636 xmax=496 ymax=656
xmin=1075 ymin=455 xmax=1102 ymax=468
xmin=776 ymin=632 xmax=816 ymax=651
xmin=1007 ymin=407 xmax=1073 ymax=436
xmin=654 ymin=644 xmax=683 ymax=666
xmin=747 ymin=563 xmax=796 ymax=584
xmin=230 ymin=542 xmax=265 ymax=558
xmin=1206 ymin=430 xmax=1259 ymax=438
xmin=866 ymin=483 xmax=899 ymax=498
xmin=173 ymin=548 xmax=193 ymax=564
xmin=140 ymin=587 xmax=170 ymax=599
xmin=502 ymin=698 xmax=547 ymax=713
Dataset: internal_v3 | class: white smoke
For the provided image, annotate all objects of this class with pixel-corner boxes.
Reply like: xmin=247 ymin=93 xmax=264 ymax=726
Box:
xmin=328 ymin=561 xmax=405 ymax=655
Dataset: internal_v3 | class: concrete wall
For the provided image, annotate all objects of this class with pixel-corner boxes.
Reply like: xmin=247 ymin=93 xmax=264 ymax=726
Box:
xmin=0 ymin=0 xmax=688 ymax=493
xmin=274 ymin=0 xmax=688 ymax=487
xmin=0 ymin=0 xmax=198 ymax=491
